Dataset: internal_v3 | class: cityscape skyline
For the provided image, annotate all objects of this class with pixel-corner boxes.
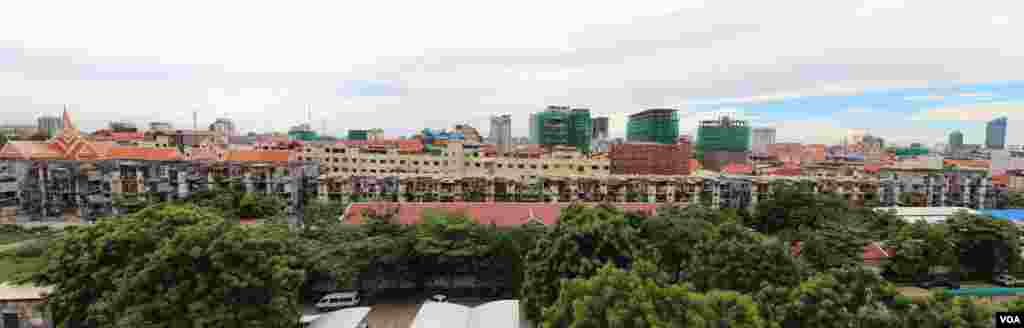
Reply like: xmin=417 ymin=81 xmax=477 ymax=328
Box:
xmin=2 ymin=1 xmax=1023 ymax=146
xmin=4 ymin=79 xmax=1021 ymax=148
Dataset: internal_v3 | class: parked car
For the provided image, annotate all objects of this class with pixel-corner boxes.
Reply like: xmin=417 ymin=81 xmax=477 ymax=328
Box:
xmin=429 ymin=294 xmax=448 ymax=303
xmin=994 ymin=274 xmax=1020 ymax=287
xmin=315 ymin=291 xmax=361 ymax=312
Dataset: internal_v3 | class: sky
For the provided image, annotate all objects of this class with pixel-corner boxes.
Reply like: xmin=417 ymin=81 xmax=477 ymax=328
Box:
xmin=1 ymin=0 xmax=1023 ymax=147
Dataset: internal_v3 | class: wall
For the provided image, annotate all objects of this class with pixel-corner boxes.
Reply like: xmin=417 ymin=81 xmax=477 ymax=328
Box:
xmin=610 ymin=143 xmax=690 ymax=175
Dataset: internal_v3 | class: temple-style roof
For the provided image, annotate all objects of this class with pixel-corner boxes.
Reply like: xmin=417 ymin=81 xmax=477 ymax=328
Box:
xmin=0 ymin=110 xmax=113 ymax=160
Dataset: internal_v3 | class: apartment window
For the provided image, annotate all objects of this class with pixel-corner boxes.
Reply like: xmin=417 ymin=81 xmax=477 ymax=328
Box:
xmin=298 ymin=156 xmax=303 ymax=161
xmin=542 ymin=165 xmax=549 ymax=170
xmin=518 ymin=164 xmax=525 ymax=169
xmin=465 ymin=162 xmax=471 ymax=167
xmin=400 ymin=160 xmax=406 ymax=164
xmin=592 ymin=165 xmax=598 ymax=170
xmin=475 ymin=163 xmax=481 ymax=167
xmin=370 ymin=159 xmax=376 ymax=163
xmin=371 ymin=169 xmax=377 ymax=173
xmin=497 ymin=164 xmax=503 ymax=168
xmin=413 ymin=161 xmax=420 ymax=165
xmin=361 ymin=159 xmax=367 ymax=163
xmin=390 ymin=160 xmax=396 ymax=164
xmin=333 ymin=167 xmax=339 ymax=172
xmin=554 ymin=165 xmax=560 ymax=169
xmin=530 ymin=165 xmax=537 ymax=169
xmin=603 ymin=166 xmax=609 ymax=170
xmin=434 ymin=161 xmax=440 ymax=166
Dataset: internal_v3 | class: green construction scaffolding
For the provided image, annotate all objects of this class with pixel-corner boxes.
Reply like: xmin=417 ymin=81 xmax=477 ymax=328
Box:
xmin=627 ymin=109 xmax=679 ymax=144
xmin=348 ymin=130 xmax=369 ymax=141
xmin=529 ymin=107 xmax=591 ymax=153
xmin=696 ymin=116 xmax=751 ymax=159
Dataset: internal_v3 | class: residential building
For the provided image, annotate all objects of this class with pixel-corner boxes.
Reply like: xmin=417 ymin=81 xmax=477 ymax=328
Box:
xmin=489 ymin=115 xmax=512 ymax=155
xmin=592 ymin=116 xmax=610 ymax=139
xmin=987 ymin=117 xmax=1008 ymax=150
xmin=150 ymin=121 xmax=173 ymax=131
xmin=751 ymin=127 xmax=776 ymax=156
xmin=626 ymin=109 xmax=679 ymax=144
xmin=109 ymin=121 xmax=138 ymax=132
xmin=0 ymin=125 xmax=38 ymax=140
xmin=0 ymin=111 xmax=317 ymax=222
xmin=610 ymin=141 xmax=691 ymax=176
xmin=874 ymin=207 xmax=978 ymax=224
xmin=877 ymin=166 xmax=994 ymax=209
xmin=209 ymin=118 xmax=238 ymax=137
xmin=454 ymin=124 xmax=482 ymax=144
xmin=767 ymin=143 xmax=805 ymax=163
xmin=36 ymin=115 xmax=62 ymax=138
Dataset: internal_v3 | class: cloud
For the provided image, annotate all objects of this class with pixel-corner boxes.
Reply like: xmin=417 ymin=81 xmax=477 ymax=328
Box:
xmin=1 ymin=0 xmax=1024 ymax=138
xmin=910 ymin=101 xmax=1024 ymax=122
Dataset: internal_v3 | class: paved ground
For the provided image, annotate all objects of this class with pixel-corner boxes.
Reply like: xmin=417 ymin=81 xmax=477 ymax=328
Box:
xmin=366 ymin=302 xmax=422 ymax=328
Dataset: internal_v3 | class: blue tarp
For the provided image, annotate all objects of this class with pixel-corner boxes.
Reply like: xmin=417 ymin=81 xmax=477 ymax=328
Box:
xmin=981 ymin=209 xmax=1024 ymax=221
xmin=944 ymin=288 xmax=1024 ymax=296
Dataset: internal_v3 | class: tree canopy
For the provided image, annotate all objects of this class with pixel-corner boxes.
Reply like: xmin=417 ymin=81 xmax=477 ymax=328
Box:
xmin=32 ymin=204 xmax=306 ymax=327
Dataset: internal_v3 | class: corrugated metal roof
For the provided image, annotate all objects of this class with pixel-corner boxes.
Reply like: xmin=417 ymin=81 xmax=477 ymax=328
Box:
xmin=981 ymin=209 xmax=1024 ymax=221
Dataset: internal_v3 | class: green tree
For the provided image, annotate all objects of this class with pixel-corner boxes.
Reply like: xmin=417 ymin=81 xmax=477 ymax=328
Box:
xmin=897 ymin=293 xmax=997 ymax=328
xmin=751 ymin=182 xmax=851 ymax=235
xmin=541 ymin=262 xmax=765 ymax=328
xmin=300 ymin=199 xmax=348 ymax=236
xmin=885 ymin=222 xmax=958 ymax=281
xmin=32 ymin=204 xmax=306 ymax=327
xmin=638 ymin=205 xmax=717 ymax=283
xmin=690 ymin=223 xmax=806 ymax=293
xmin=521 ymin=204 xmax=641 ymax=320
xmin=772 ymin=267 xmax=899 ymax=327
xmin=795 ymin=222 xmax=869 ymax=273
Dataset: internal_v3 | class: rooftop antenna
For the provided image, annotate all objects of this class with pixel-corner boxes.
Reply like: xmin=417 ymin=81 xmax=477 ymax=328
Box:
xmin=192 ymin=108 xmax=198 ymax=130
xmin=306 ymin=104 xmax=311 ymax=127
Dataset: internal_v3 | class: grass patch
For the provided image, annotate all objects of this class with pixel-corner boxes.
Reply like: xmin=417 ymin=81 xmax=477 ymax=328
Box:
xmin=0 ymin=251 xmax=45 ymax=284
xmin=0 ymin=232 xmax=36 ymax=245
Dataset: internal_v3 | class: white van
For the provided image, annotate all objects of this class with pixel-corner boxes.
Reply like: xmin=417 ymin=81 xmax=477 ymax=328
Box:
xmin=315 ymin=292 xmax=361 ymax=312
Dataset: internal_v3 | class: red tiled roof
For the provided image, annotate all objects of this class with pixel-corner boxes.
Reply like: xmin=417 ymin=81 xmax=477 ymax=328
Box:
xmin=224 ymin=150 xmax=291 ymax=162
xmin=722 ymin=163 xmax=753 ymax=174
xmin=689 ymin=159 xmax=700 ymax=171
xmin=342 ymin=202 xmax=660 ymax=227
xmin=397 ymin=139 xmax=424 ymax=152
xmin=791 ymin=241 xmax=893 ymax=262
xmin=110 ymin=132 xmax=145 ymax=142
xmin=993 ymin=175 xmax=1009 ymax=186
xmin=108 ymin=147 xmax=181 ymax=161
xmin=863 ymin=164 xmax=882 ymax=173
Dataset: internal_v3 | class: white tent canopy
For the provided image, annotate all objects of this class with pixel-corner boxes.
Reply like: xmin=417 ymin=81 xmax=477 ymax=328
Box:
xmin=411 ymin=300 xmax=524 ymax=328
xmin=307 ymin=307 xmax=371 ymax=328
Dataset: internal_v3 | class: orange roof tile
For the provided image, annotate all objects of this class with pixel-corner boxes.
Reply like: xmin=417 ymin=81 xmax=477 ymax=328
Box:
xmin=108 ymin=147 xmax=181 ymax=161
xmin=722 ymin=163 xmax=753 ymax=175
xmin=993 ymin=175 xmax=1009 ymax=186
xmin=224 ymin=150 xmax=291 ymax=162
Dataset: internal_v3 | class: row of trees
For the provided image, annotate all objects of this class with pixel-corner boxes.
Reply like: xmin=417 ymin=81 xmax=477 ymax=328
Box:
xmin=515 ymin=182 xmax=1024 ymax=326
xmin=29 ymin=180 xmax=1024 ymax=327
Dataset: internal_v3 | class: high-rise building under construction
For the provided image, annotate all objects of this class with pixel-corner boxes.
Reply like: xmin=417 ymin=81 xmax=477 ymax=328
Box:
xmin=627 ymin=109 xmax=679 ymax=144
xmin=697 ymin=116 xmax=751 ymax=171
xmin=529 ymin=106 xmax=592 ymax=153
